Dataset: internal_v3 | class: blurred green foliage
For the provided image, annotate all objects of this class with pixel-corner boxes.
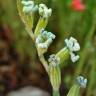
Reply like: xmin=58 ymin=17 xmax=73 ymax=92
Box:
xmin=0 ymin=0 xmax=96 ymax=96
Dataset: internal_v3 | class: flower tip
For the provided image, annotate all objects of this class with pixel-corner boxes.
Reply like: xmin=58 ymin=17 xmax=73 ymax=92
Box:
xmin=39 ymin=3 xmax=52 ymax=18
xmin=71 ymin=53 xmax=80 ymax=62
xmin=21 ymin=0 xmax=38 ymax=13
xmin=76 ymin=76 xmax=87 ymax=88
xmin=21 ymin=0 xmax=34 ymax=5
xmin=36 ymin=30 xmax=55 ymax=50
xmin=65 ymin=37 xmax=80 ymax=62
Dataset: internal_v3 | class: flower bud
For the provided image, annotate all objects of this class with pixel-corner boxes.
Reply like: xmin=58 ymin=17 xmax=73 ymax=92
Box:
xmin=67 ymin=76 xmax=87 ymax=96
xmin=49 ymin=66 xmax=61 ymax=91
xmin=76 ymin=76 xmax=87 ymax=88
xmin=36 ymin=29 xmax=55 ymax=54
xmin=65 ymin=37 xmax=80 ymax=62
xmin=39 ymin=4 xmax=52 ymax=18
xmin=48 ymin=54 xmax=61 ymax=91
xmin=56 ymin=47 xmax=70 ymax=65
xmin=21 ymin=0 xmax=38 ymax=13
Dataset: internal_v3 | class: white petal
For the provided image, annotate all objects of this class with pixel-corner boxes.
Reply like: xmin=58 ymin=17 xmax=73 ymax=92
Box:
xmin=76 ymin=76 xmax=87 ymax=88
xmin=38 ymin=43 xmax=47 ymax=48
xmin=21 ymin=1 xmax=34 ymax=6
xmin=70 ymin=53 xmax=80 ymax=62
xmin=65 ymin=37 xmax=80 ymax=52
xmin=23 ymin=6 xmax=33 ymax=12
xmin=73 ymin=43 xmax=80 ymax=51
xmin=39 ymin=4 xmax=52 ymax=18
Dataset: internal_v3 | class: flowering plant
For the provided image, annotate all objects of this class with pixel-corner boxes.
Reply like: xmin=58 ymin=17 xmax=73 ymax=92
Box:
xmin=17 ymin=0 xmax=87 ymax=96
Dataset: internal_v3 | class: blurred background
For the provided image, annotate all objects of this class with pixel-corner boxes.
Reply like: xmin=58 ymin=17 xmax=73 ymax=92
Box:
xmin=0 ymin=0 xmax=96 ymax=96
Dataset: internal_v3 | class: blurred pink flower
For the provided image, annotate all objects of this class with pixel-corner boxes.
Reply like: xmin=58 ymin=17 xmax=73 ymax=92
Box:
xmin=71 ymin=0 xmax=85 ymax=11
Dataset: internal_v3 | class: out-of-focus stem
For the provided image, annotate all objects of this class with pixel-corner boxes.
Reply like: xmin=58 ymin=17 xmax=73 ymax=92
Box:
xmin=75 ymin=13 xmax=96 ymax=77
xmin=55 ymin=0 xmax=65 ymax=37
xmin=87 ymin=56 xmax=96 ymax=96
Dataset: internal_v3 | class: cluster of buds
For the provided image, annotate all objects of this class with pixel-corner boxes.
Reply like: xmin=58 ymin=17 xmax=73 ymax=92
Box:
xmin=36 ymin=29 xmax=55 ymax=53
xmin=65 ymin=37 xmax=80 ymax=62
xmin=21 ymin=0 xmax=52 ymax=18
xmin=76 ymin=76 xmax=87 ymax=88
xmin=21 ymin=0 xmax=38 ymax=13
xmin=39 ymin=4 xmax=52 ymax=18
xmin=48 ymin=54 xmax=60 ymax=67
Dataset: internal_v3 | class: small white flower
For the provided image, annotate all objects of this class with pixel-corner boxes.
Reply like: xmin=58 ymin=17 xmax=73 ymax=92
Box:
xmin=48 ymin=54 xmax=60 ymax=67
xmin=21 ymin=1 xmax=34 ymax=6
xmin=65 ymin=37 xmax=80 ymax=52
xmin=39 ymin=4 xmax=52 ymax=18
xmin=21 ymin=0 xmax=38 ymax=13
xmin=36 ymin=29 xmax=55 ymax=49
xmin=38 ymin=43 xmax=47 ymax=48
xmin=70 ymin=53 xmax=80 ymax=63
xmin=76 ymin=76 xmax=87 ymax=88
xmin=65 ymin=37 xmax=80 ymax=62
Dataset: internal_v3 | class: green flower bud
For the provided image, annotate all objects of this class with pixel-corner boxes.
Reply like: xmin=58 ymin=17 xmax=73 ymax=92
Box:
xmin=56 ymin=37 xmax=80 ymax=66
xmin=48 ymin=54 xmax=61 ymax=91
xmin=35 ymin=4 xmax=52 ymax=37
xmin=17 ymin=0 xmax=34 ymax=31
xmin=49 ymin=66 xmax=61 ymax=91
xmin=67 ymin=76 xmax=87 ymax=96
xmin=56 ymin=47 xmax=70 ymax=65
xmin=34 ymin=17 xmax=48 ymax=37
xmin=67 ymin=84 xmax=80 ymax=96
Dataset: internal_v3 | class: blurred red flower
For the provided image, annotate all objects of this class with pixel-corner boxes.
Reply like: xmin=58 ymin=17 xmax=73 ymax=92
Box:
xmin=71 ymin=0 xmax=85 ymax=11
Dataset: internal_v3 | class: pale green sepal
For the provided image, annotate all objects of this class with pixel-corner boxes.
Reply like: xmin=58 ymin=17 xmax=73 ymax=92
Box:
xmin=67 ymin=84 xmax=80 ymax=96
xmin=49 ymin=65 xmax=61 ymax=92
xmin=56 ymin=47 xmax=70 ymax=65
xmin=34 ymin=17 xmax=48 ymax=38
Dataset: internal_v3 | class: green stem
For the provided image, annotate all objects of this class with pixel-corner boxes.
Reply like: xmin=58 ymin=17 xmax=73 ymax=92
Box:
xmin=37 ymin=50 xmax=49 ymax=72
xmin=53 ymin=90 xmax=60 ymax=96
xmin=55 ymin=0 xmax=66 ymax=38
xmin=75 ymin=13 xmax=96 ymax=77
xmin=87 ymin=56 xmax=96 ymax=96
